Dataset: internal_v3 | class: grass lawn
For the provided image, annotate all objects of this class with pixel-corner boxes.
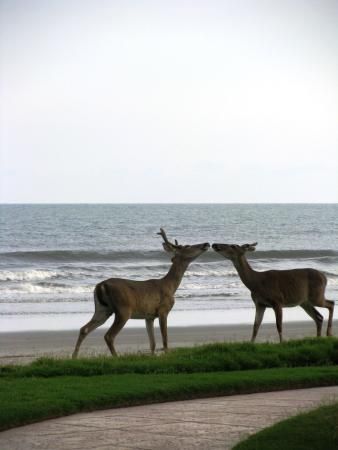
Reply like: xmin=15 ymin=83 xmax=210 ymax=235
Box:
xmin=0 ymin=338 xmax=337 ymax=431
xmin=233 ymin=401 xmax=338 ymax=450
xmin=2 ymin=337 xmax=338 ymax=377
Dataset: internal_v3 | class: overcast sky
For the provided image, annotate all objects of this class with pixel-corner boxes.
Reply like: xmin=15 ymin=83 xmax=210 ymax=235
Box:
xmin=1 ymin=0 xmax=337 ymax=203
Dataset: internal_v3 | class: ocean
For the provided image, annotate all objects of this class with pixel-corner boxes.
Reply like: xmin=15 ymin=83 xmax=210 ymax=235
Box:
xmin=0 ymin=204 xmax=337 ymax=332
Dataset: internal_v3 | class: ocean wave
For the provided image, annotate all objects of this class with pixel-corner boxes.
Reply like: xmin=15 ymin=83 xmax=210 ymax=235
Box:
xmin=185 ymin=269 xmax=237 ymax=277
xmin=177 ymin=291 xmax=237 ymax=299
xmin=1 ymin=283 xmax=93 ymax=295
xmin=1 ymin=262 xmax=335 ymax=288
xmin=0 ymin=269 xmax=61 ymax=282
xmin=0 ymin=311 xmax=89 ymax=316
xmin=0 ymin=250 xmax=167 ymax=263
xmin=0 ymin=268 xmax=100 ymax=283
xmin=0 ymin=298 xmax=254 ymax=315
xmin=1 ymin=248 xmax=337 ymax=264
xmin=323 ymin=270 xmax=338 ymax=278
xmin=0 ymin=297 xmax=89 ymax=304
xmin=1 ymin=282 xmax=237 ymax=297
xmin=251 ymin=249 xmax=338 ymax=260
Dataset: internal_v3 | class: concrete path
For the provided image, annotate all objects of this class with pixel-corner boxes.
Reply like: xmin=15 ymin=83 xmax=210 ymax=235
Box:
xmin=0 ymin=386 xmax=337 ymax=450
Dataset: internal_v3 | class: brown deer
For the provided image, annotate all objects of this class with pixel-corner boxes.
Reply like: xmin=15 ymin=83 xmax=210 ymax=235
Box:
xmin=212 ymin=242 xmax=334 ymax=342
xmin=72 ymin=229 xmax=209 ymax=357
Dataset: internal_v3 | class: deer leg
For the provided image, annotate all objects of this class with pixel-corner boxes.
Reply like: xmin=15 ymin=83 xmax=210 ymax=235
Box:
xmin=251 ymin=304 xmax=266 ymax=343
xmin=324 ymin=300 xmax=334 ymax=337
xmin=72 ymin=312 xmax=110 ymax=359
xmin=145 ymin=318 xmax=156 ymax=354
xmin=104 ymin=313 xmax=129 ymax=356
xmin=159 ymin=314 xmax=168 ymax=352
xmin=300 ymin=303 xmax=323 ymax=337
xmin=273 ymin=304 xmax=283 ymax=343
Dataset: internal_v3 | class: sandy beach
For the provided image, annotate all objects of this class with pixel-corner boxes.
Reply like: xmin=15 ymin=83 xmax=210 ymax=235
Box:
xmin=1 ymin=320 xmax=337 ymax=365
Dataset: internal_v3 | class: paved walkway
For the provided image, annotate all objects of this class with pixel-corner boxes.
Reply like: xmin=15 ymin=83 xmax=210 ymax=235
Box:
xmin=0 ymin=386 xmax=337 ymax=450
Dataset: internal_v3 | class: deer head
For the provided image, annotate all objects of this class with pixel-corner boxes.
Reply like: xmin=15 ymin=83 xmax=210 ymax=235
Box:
xmin=212 ymin=242 xmax=257 ymax=261
xmin=157 ymin=228 xmax=210 ymax=262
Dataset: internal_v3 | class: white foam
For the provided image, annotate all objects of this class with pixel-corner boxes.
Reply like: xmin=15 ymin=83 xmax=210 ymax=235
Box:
xmin=0 ymin=269 xmax=60 ymax=282
xmin=1 ymin=283 xmax=93 ymax=294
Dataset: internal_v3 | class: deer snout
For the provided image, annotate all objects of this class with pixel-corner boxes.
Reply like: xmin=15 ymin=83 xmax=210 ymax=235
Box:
xmin=212 ymin=243 xmax=221 ymax=251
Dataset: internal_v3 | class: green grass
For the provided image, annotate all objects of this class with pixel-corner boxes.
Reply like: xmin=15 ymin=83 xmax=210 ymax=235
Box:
xmin=1 ymin=338 xmax=338 ymax=432
xmin=1 ymin=366 xmax=338 ymax=432
xmin=233 ymin=401 xmax=338 ymax=450
xmin=1 ymin=337 xmax=338 ymax=378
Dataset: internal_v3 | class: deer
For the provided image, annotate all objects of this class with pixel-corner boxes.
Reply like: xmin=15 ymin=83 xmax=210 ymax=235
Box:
xmin=212 ymin=242 xmax=334 ymax=343
xmin=72 ymin=229 xmax=209 ymax=358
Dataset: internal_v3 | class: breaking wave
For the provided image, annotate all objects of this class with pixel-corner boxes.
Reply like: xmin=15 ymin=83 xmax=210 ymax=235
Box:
xmin=1 ymin=248 xmax=337 ymax=264
xmin=0 ymin=269 xmax=61 ymax=282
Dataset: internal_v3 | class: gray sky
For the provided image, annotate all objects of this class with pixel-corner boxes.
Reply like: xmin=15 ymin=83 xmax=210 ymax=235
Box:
xmin=1 ymin=0 xmax=337 ymax=203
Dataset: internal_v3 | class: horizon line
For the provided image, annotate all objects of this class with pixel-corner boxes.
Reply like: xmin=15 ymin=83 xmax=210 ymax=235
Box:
xmin=1 ymin=202 xmax=337 ymax=206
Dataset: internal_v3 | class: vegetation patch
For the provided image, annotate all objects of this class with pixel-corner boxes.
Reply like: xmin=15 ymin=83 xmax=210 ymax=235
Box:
xmin=1 ymin=338 xmax=337 ymax=378
xmin=1 ymin=366 xmax=338 ymax=431
xmin=233 ymin=401 xmax=338 ymax=450
xmin=1 ymin=339 xmax=338 ymax=432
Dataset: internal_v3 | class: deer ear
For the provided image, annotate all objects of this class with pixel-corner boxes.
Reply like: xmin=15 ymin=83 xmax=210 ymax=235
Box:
xmin=247 ymin=242 xmax=257 ymax=251
xmin=242 ymin=242 xmax=257 ymax=252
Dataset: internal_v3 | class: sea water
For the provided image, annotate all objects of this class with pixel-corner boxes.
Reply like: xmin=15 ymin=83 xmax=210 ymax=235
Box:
xmin=0 ymin=204 xmax=337 ymax=331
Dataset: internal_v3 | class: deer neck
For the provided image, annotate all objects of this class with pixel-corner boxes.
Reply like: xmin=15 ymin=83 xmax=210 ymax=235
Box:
xmin=162 ymin=258 xmax=190 ymax=294
xmin=233 ymin=255 xmax=258 ymax=290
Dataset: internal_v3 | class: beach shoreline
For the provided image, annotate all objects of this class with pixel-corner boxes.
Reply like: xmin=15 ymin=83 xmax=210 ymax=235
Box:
xmin=1 ymin=320 xmax=337 ymax=365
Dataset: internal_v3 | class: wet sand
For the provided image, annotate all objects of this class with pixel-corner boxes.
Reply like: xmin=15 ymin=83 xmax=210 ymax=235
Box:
xmin=1 ymin=320 xmax=337 ymax=365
